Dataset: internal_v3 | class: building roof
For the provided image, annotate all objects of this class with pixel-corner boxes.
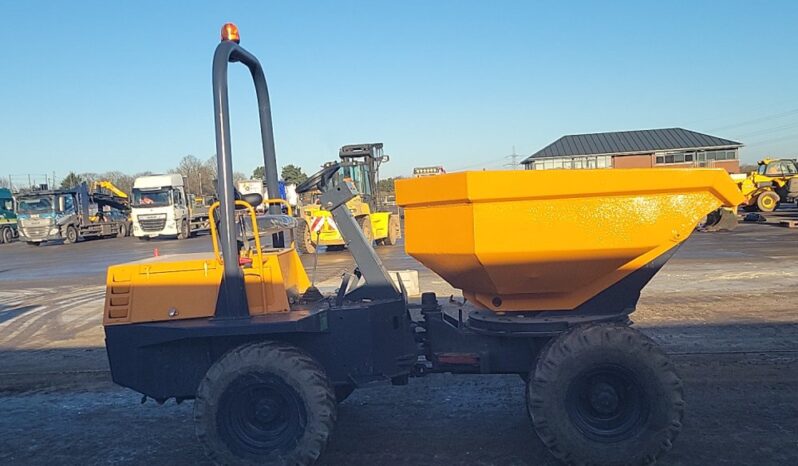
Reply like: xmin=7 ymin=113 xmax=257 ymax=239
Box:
xmin=523 ymin=128 xmax=742 ymax=163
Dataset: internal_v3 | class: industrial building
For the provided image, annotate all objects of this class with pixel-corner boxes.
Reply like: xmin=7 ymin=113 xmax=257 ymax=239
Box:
xmin=522 ymin=128 xmax=742 ymax=173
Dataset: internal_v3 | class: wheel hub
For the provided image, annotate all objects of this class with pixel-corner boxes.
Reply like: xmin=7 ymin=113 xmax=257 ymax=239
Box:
xmin=589 ymin=382 xmax=619 ymax=415
xmin=566 ymin=364 xmax=649 ymax=442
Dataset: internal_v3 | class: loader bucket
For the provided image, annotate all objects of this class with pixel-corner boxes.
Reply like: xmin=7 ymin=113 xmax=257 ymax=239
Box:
xmin=396 ymin=169 xmax=744 ymax=313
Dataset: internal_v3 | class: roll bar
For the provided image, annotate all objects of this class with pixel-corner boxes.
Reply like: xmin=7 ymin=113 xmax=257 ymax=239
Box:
xmin=211 ymin=38 xmax=279 ymax=318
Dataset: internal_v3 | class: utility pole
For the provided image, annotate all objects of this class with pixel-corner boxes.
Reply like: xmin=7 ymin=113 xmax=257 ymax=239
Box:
xmin=503 ymin=146 xmax=522 ymax=170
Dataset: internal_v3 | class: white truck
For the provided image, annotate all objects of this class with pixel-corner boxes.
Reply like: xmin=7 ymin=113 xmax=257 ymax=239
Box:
xmin=131 ymin=174 xmax=210 ymax=240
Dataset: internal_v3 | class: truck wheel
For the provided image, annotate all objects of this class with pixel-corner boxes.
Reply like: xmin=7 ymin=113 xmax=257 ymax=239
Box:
xmin=64 ymin=226 xmax=79 ymax=244
xmin=116 ymin=223 xmax=128 ymax=238
xmin=0 ymin=227 xmax=10 ymax=244
xmin=357 ymin=216 xmax=373 ymax=245
xmin=527 ymin=323 xmax=684 ymax=466
xmin=756 ymin=191 xmax=779 ymax=212
xmin=295 ymin=221 xmax=315 ymax=254
xmin=383 ymin=215 xmax=400 ymax=246
xmin=177 ymin=220 xmax=189 ymax=240
xmin=195 ymin=341 xmax=336 ymax=466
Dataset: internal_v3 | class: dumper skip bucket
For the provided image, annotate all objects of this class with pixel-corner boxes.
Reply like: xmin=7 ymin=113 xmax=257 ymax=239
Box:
xmin=396 ymin=169 xmax=743 ymax=313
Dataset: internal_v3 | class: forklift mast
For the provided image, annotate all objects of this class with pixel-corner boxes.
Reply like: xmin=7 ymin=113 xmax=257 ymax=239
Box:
xmin=338 ymin=143 xmax=388 ymax=211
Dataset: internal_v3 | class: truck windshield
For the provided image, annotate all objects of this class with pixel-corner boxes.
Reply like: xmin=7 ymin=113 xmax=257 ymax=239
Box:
xmin=132 ymin=189 xmax=172 ymax=208
xmin=17 ymin=197 xmax=53 ymax=214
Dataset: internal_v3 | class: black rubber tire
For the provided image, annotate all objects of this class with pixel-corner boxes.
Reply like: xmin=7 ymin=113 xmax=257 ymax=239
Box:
xmin=194 ymin=341 xmax=336 ymax=466
xmin=756 ymin=191 xmax=779 ymax=212
xmin=116 ymin=223 xmax=128 ymax=238
xmin=527 ymin=323 xmax=684 ymax=466
xmin=334 ymin=384 xmax=355 ymax=403
xmin=177 ymin=220 xmax=189 ymax=240
xmin=357 ymin=215 xmax=373 ymax=245
xmin=383 ymin=215 xmax=400 ymax=246
xmin=64 ymin=226 xmax=79 ymax=244
xmin=295 ymin=220 xmax=316 ymax=254
xmin=0 ymin=226 xmax=10 ymax=244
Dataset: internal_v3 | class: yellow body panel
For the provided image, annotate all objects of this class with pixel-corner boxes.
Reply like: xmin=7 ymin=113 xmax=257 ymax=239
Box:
xmin=302 ymin=196 xmax=393 ymax=245
xmin=396 ymin=169 xmax=744 ymax=312
xmin=103 ymin=249 xmax=310 ymax=325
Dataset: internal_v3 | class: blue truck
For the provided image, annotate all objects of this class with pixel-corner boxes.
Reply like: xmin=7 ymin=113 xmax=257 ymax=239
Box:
xmin=15 ymin=183 xmax=130 ymax=246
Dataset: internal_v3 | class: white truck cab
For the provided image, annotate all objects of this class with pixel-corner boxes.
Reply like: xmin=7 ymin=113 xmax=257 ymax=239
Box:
xmin=131 ymin=174 xmax=190 ymax=240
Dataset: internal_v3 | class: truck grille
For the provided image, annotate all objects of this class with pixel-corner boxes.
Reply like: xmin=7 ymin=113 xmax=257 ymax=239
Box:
xmin=24 ymin=226 xmax=50 ymax=239
xmin=139 ymin=217 xmax=167 ymax=232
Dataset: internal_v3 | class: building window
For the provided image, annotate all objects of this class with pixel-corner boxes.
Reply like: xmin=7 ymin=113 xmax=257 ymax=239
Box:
xmin=529 ymin=155 xmax=611 ymax=170
xmin=655 ymin=149 xmax=737 ymax=165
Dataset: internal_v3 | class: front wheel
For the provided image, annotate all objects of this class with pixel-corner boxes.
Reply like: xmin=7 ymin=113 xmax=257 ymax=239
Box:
xmin=295 ymin=220 xmax=316 ymax=254
xmin=116 ymin=223 xmax=128 ymax=238
xmin=756 ymin=191 xmax=779 ymax=212
xmin=527 ymin=323 xmax=684 ymax=466
xmin=0 ymin=226 xmax=11 ymax=244
xmin=194 ymin=341 xmax=336 ymax=465
xmin=357 ymin=215 xmax=373 ymax=245
xmin=63 ymin=226 xmax=79 ymax=244
xmin=177 ymin=220 xmax=189 ymax=240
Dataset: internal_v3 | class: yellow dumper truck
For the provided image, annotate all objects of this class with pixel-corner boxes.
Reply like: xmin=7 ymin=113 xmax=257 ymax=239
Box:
xmin=102 ymin=25 xmax=744 ymax=466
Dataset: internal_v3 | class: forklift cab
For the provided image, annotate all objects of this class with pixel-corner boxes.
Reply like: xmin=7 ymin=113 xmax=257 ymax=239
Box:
xmin=337 ymin=143 xmax=388 ymax=209
xmin=758 ymin=159 xmax=798 ymax=177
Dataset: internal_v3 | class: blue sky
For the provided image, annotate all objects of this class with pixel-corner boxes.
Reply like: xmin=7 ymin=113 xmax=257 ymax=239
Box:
xmin=1 ymin=1 xmax=797 ymax=183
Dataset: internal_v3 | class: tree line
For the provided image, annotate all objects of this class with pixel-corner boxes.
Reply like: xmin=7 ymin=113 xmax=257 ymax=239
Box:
xmin=20 ymin=156 xmax=401 ymax=196
xmin=57 ymin=156 xmax=314 ymax=196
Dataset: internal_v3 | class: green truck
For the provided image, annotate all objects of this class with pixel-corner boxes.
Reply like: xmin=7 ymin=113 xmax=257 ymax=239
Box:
xmin=0 ymin=188 xmax=18 ymax=244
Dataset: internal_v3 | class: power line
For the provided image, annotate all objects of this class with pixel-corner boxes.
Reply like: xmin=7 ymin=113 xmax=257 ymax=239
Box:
xmin=707 ymin=108 xmax=798 ymax=132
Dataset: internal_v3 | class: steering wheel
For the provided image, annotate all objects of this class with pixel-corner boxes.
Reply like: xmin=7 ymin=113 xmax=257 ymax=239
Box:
xmin=296 ymin=163 xmax=341 ymax=194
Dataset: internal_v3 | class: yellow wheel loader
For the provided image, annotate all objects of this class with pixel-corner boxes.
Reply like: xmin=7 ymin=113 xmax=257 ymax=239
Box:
xmin=296 ymin=143 xmax=401 ymax=253
xmin=103 ymin=24 xmax=744 ymax=466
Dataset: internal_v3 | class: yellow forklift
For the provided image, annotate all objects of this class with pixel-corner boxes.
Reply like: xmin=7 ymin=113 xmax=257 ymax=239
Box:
xmin=295 ymin=143 xmax=401 ymax=253
xmin=103 ymin=24 xmax=744 ymax=465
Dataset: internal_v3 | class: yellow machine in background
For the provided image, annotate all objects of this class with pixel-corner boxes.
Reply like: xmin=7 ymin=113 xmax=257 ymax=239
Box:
xmin=92 ymin=180 xmax=129 ymax=199
xmin=296 ymin=143 xmax=401 ymax=253
xmin=736 ymin=158 xmax=798 ymax=212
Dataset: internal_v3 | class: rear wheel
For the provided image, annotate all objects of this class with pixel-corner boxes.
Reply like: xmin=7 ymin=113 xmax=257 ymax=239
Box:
xmin=295 ymin=220 xmax=316 ymax=254
xmin=64 ymin=226 xmax=79 ymax=244
xmin=527 ymin=323 xmax=684 ymax=466
xmin=116 ymin=223 xmax=128 ymax=238
xmin=382 ymin=215 xmax=400 ymax=246
xmin=195 ymin=341 xmax=336 ymax=465
xmin=756 ymin=191 xmax=779 ymax=212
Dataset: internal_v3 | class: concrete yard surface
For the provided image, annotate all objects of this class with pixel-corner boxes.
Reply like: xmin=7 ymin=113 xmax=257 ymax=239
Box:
xmin=1 ymin=207 xmax=797 ymax=465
